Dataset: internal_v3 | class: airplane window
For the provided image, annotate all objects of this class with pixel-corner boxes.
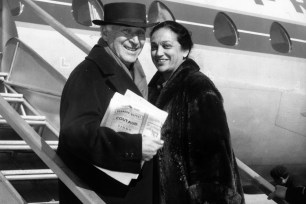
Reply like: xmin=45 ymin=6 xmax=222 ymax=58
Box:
xmin=72 ymin=0 xmax=103 ymax=27
xmin=8 ymin=0 xmax=24 ymax=16
xmin=270 ymin=22 xmax=292 ymax=53
xmin=148 ymin=1 xmax=175 ymax=24
xmin=213 ymin=12 xmax=239 ymax=46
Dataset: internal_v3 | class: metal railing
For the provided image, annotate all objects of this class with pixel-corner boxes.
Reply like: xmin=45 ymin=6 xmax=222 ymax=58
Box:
xmin=0 ymin=94 xmax=105 ymax=203
xmin=20 ymin=0 xmax=91 ymax=55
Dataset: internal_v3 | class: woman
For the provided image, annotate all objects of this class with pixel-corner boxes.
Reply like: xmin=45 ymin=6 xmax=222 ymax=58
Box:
xmin=149 ymin=21 xmax=245 ymax=204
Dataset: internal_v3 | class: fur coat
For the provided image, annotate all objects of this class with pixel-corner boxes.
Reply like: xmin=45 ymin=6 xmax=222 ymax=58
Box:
xmin=149 ymin=59 xmax=245 ymax=204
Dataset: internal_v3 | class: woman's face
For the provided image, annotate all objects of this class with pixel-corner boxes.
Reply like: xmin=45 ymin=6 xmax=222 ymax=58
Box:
xmin=150 ymin=27 xmax=188 ymax=79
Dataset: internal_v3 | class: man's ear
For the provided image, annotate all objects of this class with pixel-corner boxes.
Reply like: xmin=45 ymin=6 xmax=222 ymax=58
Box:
xmin=101 ymin=26 xmax=108 ymax=41
xmin=183 ymin=50 xmax=189 ymax=59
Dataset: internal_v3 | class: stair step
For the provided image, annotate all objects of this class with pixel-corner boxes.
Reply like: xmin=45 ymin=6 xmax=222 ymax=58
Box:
xmin=0 ymin=115 xmax=46 ymax=120
xmin=0 ymin=140 xmax=58 ymax=150
xmin=2 ymin=169 xmax=57 ymax=180
xmin=2 ymin=97 xmax=24 ymax=102
xmin=0 ymin=115 xmax=46 ymax=126
xmin=1 ymin=93 xmax=24 ymax=102
xmin=0 ymin=93 xmax=23 ymax=98
xmin=0 ymin=72 xmax=8 ymax=77
xmin=0 ymin=72 xmax=8 ymax=80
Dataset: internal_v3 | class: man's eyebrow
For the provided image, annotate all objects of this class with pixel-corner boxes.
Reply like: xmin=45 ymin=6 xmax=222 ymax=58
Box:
xmin=161 ymin=40 xmax=172 ymax=44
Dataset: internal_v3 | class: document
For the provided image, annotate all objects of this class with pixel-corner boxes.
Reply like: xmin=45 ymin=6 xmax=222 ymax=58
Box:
xmin=95 ymin=90 xmax=168 ymax=185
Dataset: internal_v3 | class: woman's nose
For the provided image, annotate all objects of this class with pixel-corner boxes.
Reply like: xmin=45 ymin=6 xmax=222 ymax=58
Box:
xmin=156 ymin=46 xmax=163 ymax=56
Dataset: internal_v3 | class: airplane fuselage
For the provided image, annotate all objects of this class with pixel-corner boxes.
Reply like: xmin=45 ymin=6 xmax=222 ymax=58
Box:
xmin=13 ymin=0 xmax=306 ymax=184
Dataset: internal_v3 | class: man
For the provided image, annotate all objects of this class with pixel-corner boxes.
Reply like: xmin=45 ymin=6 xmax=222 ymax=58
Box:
xmin=270 ymin=165 xmax=303 ymax=188
xmin=57 ymin=3 xmax=163 ymax=204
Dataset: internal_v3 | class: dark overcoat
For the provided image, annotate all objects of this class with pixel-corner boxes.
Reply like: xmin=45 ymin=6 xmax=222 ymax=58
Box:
xmin=57 ymin=40 xmax=153 ymax=204
xmin=285 ymin=186 xmax=306 ymax=204
xmin=149 ymin=59 xmax=245 ymax=204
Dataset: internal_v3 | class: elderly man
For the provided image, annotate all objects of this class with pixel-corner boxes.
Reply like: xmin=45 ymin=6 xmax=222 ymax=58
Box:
xmin=57 ymin=3 xmax=163 ymax=204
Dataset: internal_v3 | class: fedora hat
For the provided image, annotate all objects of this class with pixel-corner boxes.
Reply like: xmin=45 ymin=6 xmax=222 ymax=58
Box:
xmin=92 ymin=2 xmax=156 ymax=28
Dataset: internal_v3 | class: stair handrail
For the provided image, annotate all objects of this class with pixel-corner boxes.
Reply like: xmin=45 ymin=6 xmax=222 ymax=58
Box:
xmin=0 ymin=171 xmax=26 ymax=203
xmin=19 ymin=0 xmax=91 ymax=55
xmin=236 ymin=158 xmax=287 ymax=204
xmin=236 ymin=158 xmax=274 ymax=193
xmin=0 ymin=94 xmax=105 ymax=203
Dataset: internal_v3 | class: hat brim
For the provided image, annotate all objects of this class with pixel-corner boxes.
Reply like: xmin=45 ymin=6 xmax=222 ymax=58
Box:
xmin=92 ymin=20 xmax=158 ymax=28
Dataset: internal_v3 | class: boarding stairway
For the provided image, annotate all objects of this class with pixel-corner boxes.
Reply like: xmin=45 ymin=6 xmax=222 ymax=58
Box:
xmin=0 ymin=34 xmax=105 ymax=204
xmin=0 ymin=72 xmax=58 ymax=203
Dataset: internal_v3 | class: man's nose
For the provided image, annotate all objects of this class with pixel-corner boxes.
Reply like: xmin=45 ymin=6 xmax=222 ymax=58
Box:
xmin=129 ymin=35 xmax=140 ymax=45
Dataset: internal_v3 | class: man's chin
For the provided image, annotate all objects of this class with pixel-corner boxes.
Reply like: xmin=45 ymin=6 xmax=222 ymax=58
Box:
xmin=122 ymin=56 xmax=139 ymax=64
xmin=121 ymin=58 xmax=137 ymax=67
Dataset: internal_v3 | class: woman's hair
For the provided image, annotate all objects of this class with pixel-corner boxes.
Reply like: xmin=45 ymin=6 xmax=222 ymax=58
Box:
xmin=150 ymin=20 xmax=193 ymax=54
xmin=270 ymin=165 xmax=289 ymax=180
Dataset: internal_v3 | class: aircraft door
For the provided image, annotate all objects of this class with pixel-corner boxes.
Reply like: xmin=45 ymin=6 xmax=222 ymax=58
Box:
xmin=148 ymin=1 xmax=175 ymax=24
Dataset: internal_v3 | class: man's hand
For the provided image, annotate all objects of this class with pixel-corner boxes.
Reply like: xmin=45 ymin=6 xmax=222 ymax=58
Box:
xmin=268 ymin=185 xmax=287 ymax=200
xmin=142 ymin=134 xmax=164 ymax=161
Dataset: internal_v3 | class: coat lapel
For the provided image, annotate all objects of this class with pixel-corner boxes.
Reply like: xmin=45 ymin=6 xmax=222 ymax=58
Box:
xmin=149 ymin=59 xmax=199 ymax=108
xmin=86 ymin=44 xmax=143 ymax=97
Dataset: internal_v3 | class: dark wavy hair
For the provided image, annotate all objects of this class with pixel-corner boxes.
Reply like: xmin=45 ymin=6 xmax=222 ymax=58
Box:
xmin=150 ymin=20 xmax=193 ymax=56
xmin=270 ymin=165 xmax=289 ymax=180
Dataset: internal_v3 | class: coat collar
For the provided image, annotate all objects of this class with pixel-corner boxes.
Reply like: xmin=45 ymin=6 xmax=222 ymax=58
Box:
xmin=86 ymin=38 xmax=145 ymax=97
xmin=149 ymin=58 xmax=200 ymax=108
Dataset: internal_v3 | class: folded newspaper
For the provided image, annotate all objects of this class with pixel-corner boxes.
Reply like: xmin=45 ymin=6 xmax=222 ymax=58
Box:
xmin=95 ymin=90 xmax=168 ymax=185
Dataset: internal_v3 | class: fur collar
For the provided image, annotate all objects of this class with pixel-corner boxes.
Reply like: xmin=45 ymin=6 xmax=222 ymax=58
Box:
xmin=149 ymin=58 xmax=199 ymax=108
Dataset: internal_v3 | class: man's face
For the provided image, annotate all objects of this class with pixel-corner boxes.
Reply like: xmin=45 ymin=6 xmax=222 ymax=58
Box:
xmin=102 ymin=25 xmax=146 ymax=67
